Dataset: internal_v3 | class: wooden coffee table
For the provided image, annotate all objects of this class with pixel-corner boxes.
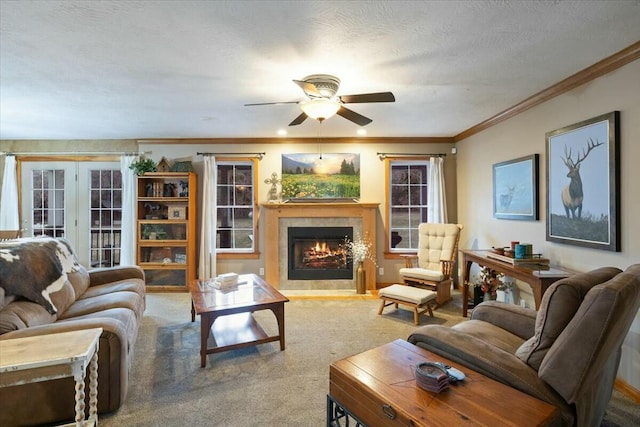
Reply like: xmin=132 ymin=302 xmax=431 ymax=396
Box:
xmin=328 ymin=339 xmax=560 ymax=426
xmin=189 ymin=274 xmax=289 ymax=367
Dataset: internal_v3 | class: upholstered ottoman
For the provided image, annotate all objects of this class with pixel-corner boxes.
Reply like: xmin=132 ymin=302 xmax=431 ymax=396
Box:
xmin=378 ymin=284 xmax=437 ymax=325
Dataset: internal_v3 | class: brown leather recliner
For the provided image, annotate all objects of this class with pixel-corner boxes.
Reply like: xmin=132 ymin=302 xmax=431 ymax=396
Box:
xmin=408 ymin=264 xmax=640 ymax=426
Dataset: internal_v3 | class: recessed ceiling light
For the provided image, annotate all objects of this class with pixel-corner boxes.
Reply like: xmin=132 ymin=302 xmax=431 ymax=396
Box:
xmin=357 ymin=128 xmax=367 ymax=136
xmin=277 ymin=129 xmax=287 ymax=136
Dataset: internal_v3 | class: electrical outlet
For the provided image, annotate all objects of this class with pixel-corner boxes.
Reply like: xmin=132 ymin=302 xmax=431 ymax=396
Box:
xmin=259 ymin=267 xmax=265 ymax=276
xmin=378 ymin=267 xmax=384 ymax=275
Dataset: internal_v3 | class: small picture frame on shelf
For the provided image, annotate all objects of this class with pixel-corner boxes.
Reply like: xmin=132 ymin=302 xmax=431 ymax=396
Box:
xmin=168 ymin=206 xmax=187 ymax=220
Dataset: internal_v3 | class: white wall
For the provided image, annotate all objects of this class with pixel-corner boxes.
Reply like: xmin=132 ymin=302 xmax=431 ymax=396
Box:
xmin=455 ymin=59 xmax=640 ymax=389
xmin=138 ymin=141 xmax=457 ymax=284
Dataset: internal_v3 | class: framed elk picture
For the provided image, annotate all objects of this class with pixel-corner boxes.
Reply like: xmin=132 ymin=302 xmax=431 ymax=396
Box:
xmin=545 ymin=111 xmax=620 ymax=251
xmin=493 ymin=154 xmax=539 ymax=221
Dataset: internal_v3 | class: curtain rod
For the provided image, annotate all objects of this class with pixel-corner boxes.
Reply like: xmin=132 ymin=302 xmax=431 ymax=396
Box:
xmin=377 ymin=152 xmax=446 ymax=160
xmin=197 ymin=152 xmax=265 ymax=160
xmin=1 ymin=151 xmax=151 ymax=156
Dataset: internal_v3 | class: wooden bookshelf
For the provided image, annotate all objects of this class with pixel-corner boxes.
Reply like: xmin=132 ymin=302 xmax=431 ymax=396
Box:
xmin=136 ymin=172 xmax=196 ymax=291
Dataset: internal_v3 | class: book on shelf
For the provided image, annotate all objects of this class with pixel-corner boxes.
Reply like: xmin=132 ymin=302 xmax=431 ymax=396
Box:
xmin=486 ymin=252 xmax=550 ymax=266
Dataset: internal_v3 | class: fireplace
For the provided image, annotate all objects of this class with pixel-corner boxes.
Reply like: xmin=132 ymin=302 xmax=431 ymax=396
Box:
xmin=288 ymin=227 xmax=353 ymax=280
xmin=262 ymin=202 xmax=378 ymax=291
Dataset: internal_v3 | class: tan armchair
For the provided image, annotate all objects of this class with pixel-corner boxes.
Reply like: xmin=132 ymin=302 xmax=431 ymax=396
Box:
xmin=408 ymin=264 xmax=640 ymax=426
xmin=399 ymin=223 xmax=463 ymax=307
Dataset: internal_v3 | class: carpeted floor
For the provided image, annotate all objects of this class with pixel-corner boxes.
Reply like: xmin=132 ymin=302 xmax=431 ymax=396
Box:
xmin=99 ymin=292 xmax=639 ymax=426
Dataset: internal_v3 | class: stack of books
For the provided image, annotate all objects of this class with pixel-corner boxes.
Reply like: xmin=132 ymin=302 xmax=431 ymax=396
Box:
xmin=486 ymin=252 xmax=550 ymax=266
xmin=210 ymin=273 xmax=239 ymax=290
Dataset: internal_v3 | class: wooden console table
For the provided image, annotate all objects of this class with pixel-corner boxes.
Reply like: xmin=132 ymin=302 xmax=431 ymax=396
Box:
xmin=0 ymin=328 xmax=102 ymax=426
xmin=460 ymin=249 xmax=573 ymax=317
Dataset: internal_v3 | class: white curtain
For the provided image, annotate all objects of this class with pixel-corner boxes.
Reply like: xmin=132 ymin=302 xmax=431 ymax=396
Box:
xmin=428 ymin=156 xmax=448 ymax=223
xmin=119 ymin=155 xmax=139 ymax=265
xmin=199 ymin=155 xmax=217 ymax=279
xmin=0 ymin=155 xmax=20 ymax=231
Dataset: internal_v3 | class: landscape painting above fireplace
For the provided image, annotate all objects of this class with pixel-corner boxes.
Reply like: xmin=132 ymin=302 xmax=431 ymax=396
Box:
xmin=281 ymin=153 xmax=360 ymax=200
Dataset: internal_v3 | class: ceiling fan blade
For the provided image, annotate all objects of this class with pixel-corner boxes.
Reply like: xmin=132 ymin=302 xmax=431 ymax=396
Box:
xmin=339 ymin=92 xmax=395 ymax=104
xmin=336 ymin=106 xmax=373 ymax=126
xmin=289 ymin=112 xmax=308 ymax=126
xmin=244 ymin=101 xmax=300 ymax=106
xmin=293 ymin=80 xmax=323 ymax=97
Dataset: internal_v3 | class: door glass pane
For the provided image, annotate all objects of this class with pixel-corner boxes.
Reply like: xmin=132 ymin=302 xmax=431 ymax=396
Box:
xmin=89 ymin=169 xmax=122 ymax=267
xmin=31 ymin=169 xmax=65 ymax=238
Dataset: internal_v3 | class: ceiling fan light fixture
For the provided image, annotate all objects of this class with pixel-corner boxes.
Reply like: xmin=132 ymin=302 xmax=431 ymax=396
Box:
xmin=300 ymin=98 xmax=341 ymax=122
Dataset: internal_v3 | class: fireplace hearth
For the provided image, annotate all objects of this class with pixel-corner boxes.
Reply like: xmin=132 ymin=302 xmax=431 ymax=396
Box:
xmin=288 ymin=227 xmax=353 ymax=280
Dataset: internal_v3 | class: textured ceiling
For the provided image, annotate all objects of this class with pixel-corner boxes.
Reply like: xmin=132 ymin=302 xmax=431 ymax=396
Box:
xmin=1 ymin=0 xmax=639 ymax=140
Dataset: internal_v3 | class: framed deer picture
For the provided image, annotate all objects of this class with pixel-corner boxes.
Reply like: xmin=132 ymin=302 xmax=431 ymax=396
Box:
xmin=493 ymin=154 xmax=539 ymax=220
xmin=545 ymin=111 xmax=620 ymax=251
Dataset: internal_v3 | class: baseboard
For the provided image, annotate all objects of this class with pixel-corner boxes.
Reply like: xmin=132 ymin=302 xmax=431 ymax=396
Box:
xmin=615 ymin=378 xmax=640 ymax=403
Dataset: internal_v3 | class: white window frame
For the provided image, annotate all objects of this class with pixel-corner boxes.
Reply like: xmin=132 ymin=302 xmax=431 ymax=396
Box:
xmin=385 ymin=158 xmax=430 ymax=254
xmin=215 ymin=158 xmax=258 ymax=256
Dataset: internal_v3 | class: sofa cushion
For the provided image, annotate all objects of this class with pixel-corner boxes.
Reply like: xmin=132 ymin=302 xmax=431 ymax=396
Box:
xmin=67 ymin=267 xmax=90 ymax=297
xmin=454 ymin=319 xmax=526 ymax=354
xmin=81 ymin=279 xmax=145 ymax=301
xmin=49 ymin=280 xmax=76 ymax=316
xmin=58 ymin=291 xmax=144 ymax=320
xmin=515 ymin=267 xmax=622 ymax=370
xmin=416 ymin=223 xmax=461 ymax=271
xmin=0 ymin=300 xmax=56 ymax=334
xmin=398 ymin=267 xmax=445 ymax=282
xmin=58 ymin=307 xmax=139 ymax=353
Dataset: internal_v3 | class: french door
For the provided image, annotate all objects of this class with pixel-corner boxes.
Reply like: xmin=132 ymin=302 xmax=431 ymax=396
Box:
xmin=20 ymin=161 xmax=122 ymax=268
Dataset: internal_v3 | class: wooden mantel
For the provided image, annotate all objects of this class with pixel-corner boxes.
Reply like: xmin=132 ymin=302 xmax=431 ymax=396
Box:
xmin=261 ymin=202 xmax=379 ymax=290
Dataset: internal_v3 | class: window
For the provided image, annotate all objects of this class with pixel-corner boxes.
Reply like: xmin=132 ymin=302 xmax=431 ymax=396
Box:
xmin=216 ymin=160 xmax=257 ymax=252
xmin=387 ymin=159 xmax=429 ymax=252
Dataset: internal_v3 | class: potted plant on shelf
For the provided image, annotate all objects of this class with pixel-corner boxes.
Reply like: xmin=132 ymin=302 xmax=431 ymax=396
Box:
xmin=129 ymin=157 xmax=157 ymax=176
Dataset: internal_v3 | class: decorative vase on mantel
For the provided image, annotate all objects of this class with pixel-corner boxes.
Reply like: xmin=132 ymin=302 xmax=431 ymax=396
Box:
xmin=356 ymin=261 xmax=366 ymax=294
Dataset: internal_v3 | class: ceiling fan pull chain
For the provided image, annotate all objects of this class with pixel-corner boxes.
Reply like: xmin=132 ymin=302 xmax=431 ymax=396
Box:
xmin=317 ymin=121 xmax=323 ymax=160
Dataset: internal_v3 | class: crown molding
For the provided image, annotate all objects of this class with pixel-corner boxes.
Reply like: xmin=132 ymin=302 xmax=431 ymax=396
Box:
xmin=454 ymin=41 xmax=640 ymax=142
xmin=137 ymin=137 xmax=454 ymax=145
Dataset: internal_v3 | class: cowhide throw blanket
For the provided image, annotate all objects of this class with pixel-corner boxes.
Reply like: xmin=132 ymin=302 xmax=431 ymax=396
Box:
xmin=0 ymin=237 xmax=80 ymax=314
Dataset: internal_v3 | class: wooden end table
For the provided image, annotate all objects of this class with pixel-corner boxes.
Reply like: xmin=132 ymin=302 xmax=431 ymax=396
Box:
xmin=189 ymin=274 xmax=289 ymax=367
xmin=328 ymin=339 xmax=559 ymax=426
xmin=0 ymin=328 xmax=102 ymax=427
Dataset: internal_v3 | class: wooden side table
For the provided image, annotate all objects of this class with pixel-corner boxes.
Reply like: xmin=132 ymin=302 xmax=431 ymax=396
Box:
xmin=0 ymin=328 xmax=102 ymax=427
xmin=459 ymin=249 xmax=573 ymax=317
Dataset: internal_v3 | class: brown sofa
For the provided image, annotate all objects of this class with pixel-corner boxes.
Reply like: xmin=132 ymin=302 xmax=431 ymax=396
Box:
xmin=0 ymin=237 xmax=145 ymax=426
xmin=408 ymin=264 xmax=640 ymax=427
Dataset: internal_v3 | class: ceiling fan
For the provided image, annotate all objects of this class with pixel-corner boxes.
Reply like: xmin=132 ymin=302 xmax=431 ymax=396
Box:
xmin=244 ymin=74 xmax=395 ymax=127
